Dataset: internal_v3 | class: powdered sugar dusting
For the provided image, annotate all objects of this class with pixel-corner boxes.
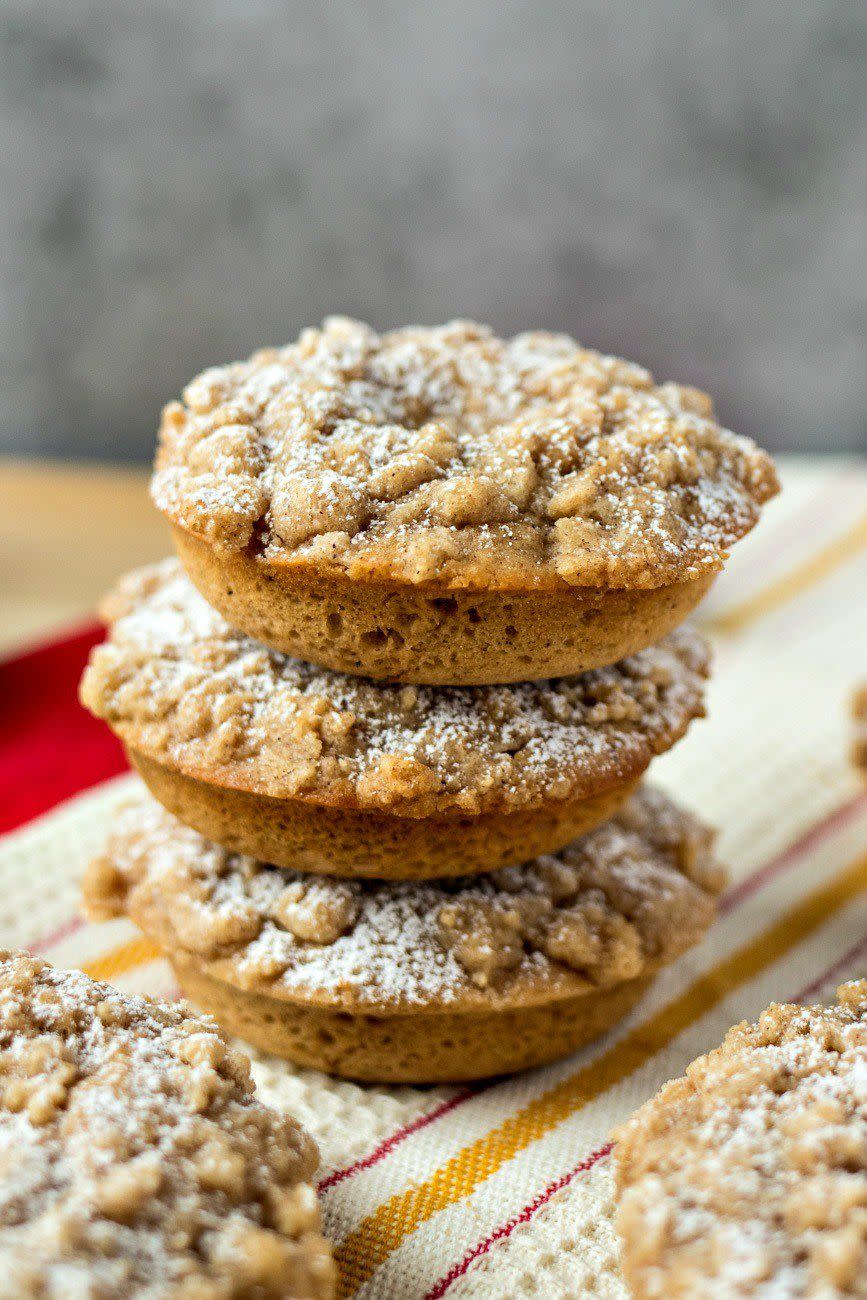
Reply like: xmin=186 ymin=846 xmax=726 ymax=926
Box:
xmin=80 ymin=561 xmax=709 ymax=816
xmin=151 ymin=318 xmax=778 ymax=589
xmin=616 ymin=984 xmax=867 ymax=1296
xmin=87 ymin=787 xmax=724 ymax=1009
xmin=0 ymin=951 xmax=333 ymax=1296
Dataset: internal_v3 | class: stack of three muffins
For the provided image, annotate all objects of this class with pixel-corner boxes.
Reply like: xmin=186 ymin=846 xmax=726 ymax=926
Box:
xmin=82 ymin=319 xmax=777 ymax=1082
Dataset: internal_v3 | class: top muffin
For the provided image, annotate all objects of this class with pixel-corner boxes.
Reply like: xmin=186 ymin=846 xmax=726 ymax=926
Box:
xmin=153 ymin=317 xmax=777 ymax=591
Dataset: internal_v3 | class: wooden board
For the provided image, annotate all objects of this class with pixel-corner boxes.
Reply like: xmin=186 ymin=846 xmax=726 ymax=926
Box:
xmin=0 ymin=459 xmax=169 ymax=654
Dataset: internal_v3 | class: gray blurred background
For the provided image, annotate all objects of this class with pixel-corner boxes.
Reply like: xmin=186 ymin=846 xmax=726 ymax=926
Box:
xmin=1 ymin=0 xmax=865 ymax=461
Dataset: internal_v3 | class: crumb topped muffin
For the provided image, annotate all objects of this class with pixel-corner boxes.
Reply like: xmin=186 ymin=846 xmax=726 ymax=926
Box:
xmin=0 ymin=951 xmax=334 ymax=1298
xmin=152 ymin=319 xmax=777 ymax=682
xmin=84 ymin=787 xmax=724 ymax=1082
xmin=80 ymin=561 xmax=709 ymax=878
xmin=615 ymin=983 xmax=867 ymax=1298
xmin=154 ymin=318 xmax=776 ymax=590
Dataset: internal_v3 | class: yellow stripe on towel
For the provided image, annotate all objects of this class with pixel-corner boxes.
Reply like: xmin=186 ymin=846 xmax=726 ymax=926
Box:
xmin=334 ymin=850 xmax=867 ymax=1296
xmin=709 ymin=513 xmax=867 ymax=637
xmin=84 ymin=936 xmax=162 ymax=982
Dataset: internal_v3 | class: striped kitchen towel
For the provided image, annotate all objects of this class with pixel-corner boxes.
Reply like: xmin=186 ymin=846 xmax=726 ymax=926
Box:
xmin=1 ymin=456 xmax=865 ymax=1299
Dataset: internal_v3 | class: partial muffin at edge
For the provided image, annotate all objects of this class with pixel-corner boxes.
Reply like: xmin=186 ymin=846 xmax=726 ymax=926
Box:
xmin=84 ymin=786 xmax=726 ymax=1082
xmin=79 ymin=561 xmax=710 ymax=878
xmin=0 ymin=950 xmax=334 ymax=1298
xmin=615 ymin=982 xmax=867 ymax=1299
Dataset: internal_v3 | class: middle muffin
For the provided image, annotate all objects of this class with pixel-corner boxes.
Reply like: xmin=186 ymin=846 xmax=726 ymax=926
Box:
xmin=80 ymin=560 xmax=709 ymax=880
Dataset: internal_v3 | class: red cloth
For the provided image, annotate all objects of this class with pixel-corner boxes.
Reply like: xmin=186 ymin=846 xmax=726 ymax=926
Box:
xmin=0 ymin=625 xmax=127 ymax=834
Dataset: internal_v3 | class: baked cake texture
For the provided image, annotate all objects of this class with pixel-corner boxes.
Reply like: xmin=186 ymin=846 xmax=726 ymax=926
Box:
xmin=152 ymin=318 xmax=777 ymax=682
xmin=615 ymin=983 xmax=867 ymax=1298
xmin=85 ymin=787 xmax=725 ymax=1082
xmin=79 ymin=561 xmax=709 ymax=878
xmin=0 ymin=950 xmax=334 ymax=1298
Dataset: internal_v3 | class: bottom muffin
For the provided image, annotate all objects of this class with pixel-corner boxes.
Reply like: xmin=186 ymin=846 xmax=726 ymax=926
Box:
xmin=85 ymin=787 xmax=725 ymax=1084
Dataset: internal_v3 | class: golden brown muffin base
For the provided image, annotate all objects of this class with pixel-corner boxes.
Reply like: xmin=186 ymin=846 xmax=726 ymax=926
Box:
xmin=171 ymin=954 xmax=651 ymax=1083
xmin=173 ymin=526 xmax=716 ymax=684
xmin=130 ymin=749 xmax=640 ymax=879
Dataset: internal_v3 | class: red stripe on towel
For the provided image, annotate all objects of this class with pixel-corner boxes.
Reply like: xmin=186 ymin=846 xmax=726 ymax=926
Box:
xmin=0 ymin=623 xmax=127 ymax=834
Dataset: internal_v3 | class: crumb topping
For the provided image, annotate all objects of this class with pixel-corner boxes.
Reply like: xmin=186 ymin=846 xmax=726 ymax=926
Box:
xmin=79 ymin=562 xmax=709 ymax=818
xmin=0 ymin=951 xmax=334 ymax=1298
xmin=85 ymin=788 xmax=724 ymax=1010
xmin=615 ymin=984 xmax=867 ymax=1298
xmin=152 ymin=318 xmax=778 ymax=591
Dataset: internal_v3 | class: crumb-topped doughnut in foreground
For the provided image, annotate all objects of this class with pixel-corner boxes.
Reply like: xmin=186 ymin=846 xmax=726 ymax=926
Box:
xmin=615 ymin=983 xmax=867 ymax=1299
xmin=80 ymin=561 xmax=709 ymax=879
xmin=153 ymin=318 xmax=777 ymax=682
xmin=85 ymin=787 xmax=724 ymax=1082
xmin=0 ymin=951 xmax=335 ymax=1298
